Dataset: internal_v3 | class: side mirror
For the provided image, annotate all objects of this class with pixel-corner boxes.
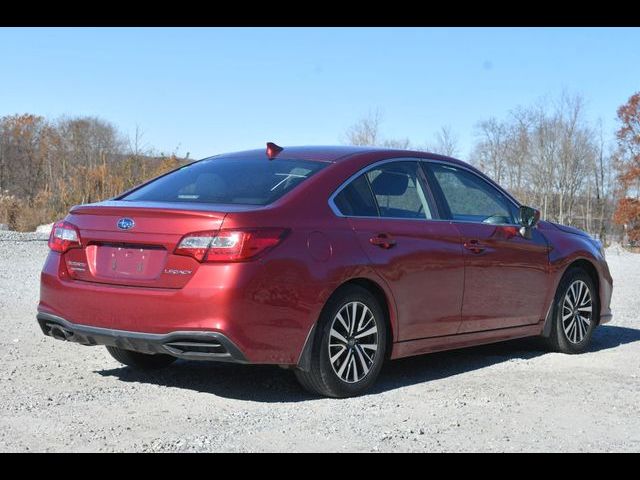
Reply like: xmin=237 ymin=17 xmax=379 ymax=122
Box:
xmin=518 ymin=205 xmax=540 ymax=239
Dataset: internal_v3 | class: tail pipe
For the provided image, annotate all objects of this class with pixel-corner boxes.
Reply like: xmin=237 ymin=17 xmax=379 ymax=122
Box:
xmin=47 ymin=323 xmax=75 ymax=341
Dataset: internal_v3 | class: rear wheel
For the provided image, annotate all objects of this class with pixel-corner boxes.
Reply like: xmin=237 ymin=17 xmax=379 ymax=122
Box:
xmin=545 ymin=268 xmax=598 ymax=354
xmin=106 ymin=346 xmax=177 ymax=369
xmin=295 ymin=285 xmax=387 ymax=398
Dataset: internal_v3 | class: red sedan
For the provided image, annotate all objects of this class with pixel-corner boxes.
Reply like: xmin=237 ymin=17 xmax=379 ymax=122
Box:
xmin=38 ymin=144 xmax=613 ymax=397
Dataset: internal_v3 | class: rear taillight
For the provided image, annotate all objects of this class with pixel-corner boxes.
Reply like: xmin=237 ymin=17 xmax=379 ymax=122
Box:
xmin=174 ymin=228 xmax=288 ymax=263
xmin=48 ymin=221 xmax=81 ymax=253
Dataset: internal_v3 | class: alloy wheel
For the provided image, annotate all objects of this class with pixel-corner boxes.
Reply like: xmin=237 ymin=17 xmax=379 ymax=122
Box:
xmin=328 ymin=301 xmax=379 ymax=383
xmin=561 ymin=280 xmax=593 ymax=344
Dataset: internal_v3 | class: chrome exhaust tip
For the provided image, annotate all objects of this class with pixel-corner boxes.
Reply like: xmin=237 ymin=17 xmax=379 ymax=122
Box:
xmin=47 ymin=323 xmax=74 ymax=341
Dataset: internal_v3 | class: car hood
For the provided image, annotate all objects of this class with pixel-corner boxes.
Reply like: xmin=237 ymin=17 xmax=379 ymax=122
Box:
xmin=548 ymin=221 xmax=592 ymax=239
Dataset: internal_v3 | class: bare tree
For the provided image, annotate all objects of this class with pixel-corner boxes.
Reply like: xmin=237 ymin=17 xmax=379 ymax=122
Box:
xmin=343 ymin=110 xmax=411 ymax=149
xmin=471 ymin=118 xmax=509 ymax=184
xmin=426 ymin=126 xmax=460 ymax=157
xmin=341 ymin=93 xmax=619 ymax=239
xmin=470 ymin=93 xmax=602 ymax=231
xmin=382 ymin=138 xmax=412 ymax=149
xmin=343 ymin=110 xmax=383 ymax=146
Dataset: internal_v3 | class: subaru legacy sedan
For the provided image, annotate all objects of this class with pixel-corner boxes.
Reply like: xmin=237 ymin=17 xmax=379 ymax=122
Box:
xmin=38 ymin=144 xmax=613 ymax=397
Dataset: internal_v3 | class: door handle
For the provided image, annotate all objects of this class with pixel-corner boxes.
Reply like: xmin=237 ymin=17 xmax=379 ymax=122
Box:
xmin=370 ymin=233 xmax=396 ymax=249
xmin=463 ymin=239 xmax=486 ymax=254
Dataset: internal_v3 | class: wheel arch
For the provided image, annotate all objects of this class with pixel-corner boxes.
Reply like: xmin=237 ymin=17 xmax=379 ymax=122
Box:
xmin=542 ymin=257 xmax=602 ymax=337
xmin=296 ymin=276 xmax=397 ymax=370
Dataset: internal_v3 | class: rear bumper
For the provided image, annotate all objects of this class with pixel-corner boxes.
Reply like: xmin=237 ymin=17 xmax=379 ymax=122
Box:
xmin=37 ymin=312 xmax=248 ymax=363
xmin=38 ymin=250 xmax=325 ymax=365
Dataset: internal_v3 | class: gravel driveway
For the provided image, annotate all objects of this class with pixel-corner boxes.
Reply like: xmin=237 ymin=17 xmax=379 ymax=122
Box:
xmin=1 ymin=233 xmax=639 ymax=452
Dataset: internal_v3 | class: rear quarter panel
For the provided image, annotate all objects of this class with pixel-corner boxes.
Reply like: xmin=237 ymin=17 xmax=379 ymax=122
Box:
xmin=220 ymin=205 xmax=399 ymax=364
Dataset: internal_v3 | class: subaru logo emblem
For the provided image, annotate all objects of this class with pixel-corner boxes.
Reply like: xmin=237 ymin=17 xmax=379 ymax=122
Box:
xmin=117 ymin=218 xmax=135 ymax=230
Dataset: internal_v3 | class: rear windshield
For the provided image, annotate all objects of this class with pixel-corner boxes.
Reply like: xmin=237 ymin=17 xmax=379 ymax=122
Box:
xmin=120 ymin=157 xmax=327 ymax=206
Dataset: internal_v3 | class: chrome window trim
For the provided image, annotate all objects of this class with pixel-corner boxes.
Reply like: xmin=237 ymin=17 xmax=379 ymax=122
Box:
xmin=328 ymin=157 xmax=522 ymax=227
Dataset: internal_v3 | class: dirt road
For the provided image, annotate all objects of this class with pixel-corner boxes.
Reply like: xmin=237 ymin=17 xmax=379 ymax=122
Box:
xmin=1 ymin=234 xmax=638 ymax=452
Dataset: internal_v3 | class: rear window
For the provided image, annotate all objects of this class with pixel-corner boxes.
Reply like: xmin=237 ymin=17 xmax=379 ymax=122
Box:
xmin=121 ymin=157 xmax=326 ymax=205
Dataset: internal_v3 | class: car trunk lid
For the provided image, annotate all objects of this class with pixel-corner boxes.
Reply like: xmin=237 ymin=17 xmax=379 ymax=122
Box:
xmin=62 ymin=201 xmax=234 ymax=289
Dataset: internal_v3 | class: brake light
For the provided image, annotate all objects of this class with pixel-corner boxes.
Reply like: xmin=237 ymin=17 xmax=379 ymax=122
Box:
xmin=174 ymin=228 xmax=288 ymax=262
xmin=48 ymin=221 xmax=81 ymax=253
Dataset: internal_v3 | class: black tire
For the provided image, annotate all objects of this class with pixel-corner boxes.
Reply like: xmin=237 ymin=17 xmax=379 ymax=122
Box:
xmin=106 ymin=346 xmax=177 ymax=370
xmin=544 ymin=267 xmax=599 ymax=354
xmin=295 ymin=285 xmax=387 ymax=398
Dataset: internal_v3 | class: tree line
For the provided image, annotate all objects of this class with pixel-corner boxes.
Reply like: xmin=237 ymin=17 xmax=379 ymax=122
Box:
xmin=0 ymin=114 xmax=185 ymax=231
xmin=343 ymin=92 xmax=640 ymax=246
xmin=1 ymin=91 xmax=638 ymax=245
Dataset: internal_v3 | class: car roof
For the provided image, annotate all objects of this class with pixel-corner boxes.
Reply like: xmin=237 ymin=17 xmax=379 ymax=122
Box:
xmin=206 ymin=145 xmax=376 ymax=163
xmin=205 ymin=145 xmax=467 ymax=166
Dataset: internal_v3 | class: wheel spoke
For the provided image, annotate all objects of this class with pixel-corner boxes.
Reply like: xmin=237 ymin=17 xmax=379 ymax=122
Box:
xmin=568 ymin=284 xmax=576 ymax=308
xmin=350 ymin=303 xmax=357 ymax=335
xmin=564 ymin=316 xmax=575 ymax=333
xmin=579 ymin=296 xmax=591 ymax=307
xmin=577 ymin=305 xmax=592 ymax=313
xmin=337 ymin=350 xmax=352 ymax=378
xmin=355 ymin=345 xmax=371 ymax=375
xmin=575 ymin=317 xmax=582 ymax=341
xmin=355 ymin=326 xmax=377 ymax=339
xmin=350 ymin=355 xmax=358 ymax=382
xmin=357 ymin=305 xmax=369 ymax=332
xmin=346 ymin=306 xmax=354 ymax=334
xmin=582 ymin=286 xmax=590 ymax=307
xmin=358 ymin=316 xmax=373 ymax=335
xmin=330 ymin=328 xmax=348 ymax=345
xmin=564 ymin=296 xmax=572 ymax=310
xmin=330 ymin=345 xmax=347 ymax=364
xmin=576 ymin=317 xmax=586 ymax=342
xmin=360 ymin=345 xmax=373 ymax=364
xmin=345 ymin=354 xmax=354 ymax=381
xmin=336 ymin=311 xmax=349 ymax=333
xmin=576 ymin=282 xmax=585 ymax=307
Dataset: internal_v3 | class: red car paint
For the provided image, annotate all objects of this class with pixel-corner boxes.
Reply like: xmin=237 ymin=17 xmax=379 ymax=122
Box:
xmin=38 ymin=146 xmax=613 ymax=365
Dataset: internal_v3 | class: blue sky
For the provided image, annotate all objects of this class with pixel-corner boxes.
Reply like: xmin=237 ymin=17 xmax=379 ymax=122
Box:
xmin=1 ymin=27 xmax=639 ymax=160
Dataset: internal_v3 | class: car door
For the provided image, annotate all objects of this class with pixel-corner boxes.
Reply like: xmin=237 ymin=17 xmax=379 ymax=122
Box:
xmin=423 ymin=161 xmax=550 ymax=333
xmin=331 ymin=159 xmax=465 ymax=340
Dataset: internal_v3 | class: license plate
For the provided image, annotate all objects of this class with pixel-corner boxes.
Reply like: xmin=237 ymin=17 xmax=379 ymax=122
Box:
xmin=96 ymin=245 xmax=163 ymax=280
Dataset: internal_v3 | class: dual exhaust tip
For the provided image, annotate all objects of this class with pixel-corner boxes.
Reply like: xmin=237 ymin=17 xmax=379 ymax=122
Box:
xmin=44 ymin=321 xmax=230 ymax=358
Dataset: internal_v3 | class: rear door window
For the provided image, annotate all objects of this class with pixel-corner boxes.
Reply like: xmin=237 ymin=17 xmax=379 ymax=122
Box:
xmin=366 ymin=162 xmax=433 ymax=219
xmin=332 ymin=161 xmax=434 ymax=220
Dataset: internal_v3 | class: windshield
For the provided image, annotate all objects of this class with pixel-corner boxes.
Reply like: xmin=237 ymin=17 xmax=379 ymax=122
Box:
xmin=120 ymin=157 xmax=327 ymax=206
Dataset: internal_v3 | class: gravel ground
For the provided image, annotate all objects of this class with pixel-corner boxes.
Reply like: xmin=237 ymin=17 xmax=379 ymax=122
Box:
xmin=1 ymin=232 xmax=639 ymax=452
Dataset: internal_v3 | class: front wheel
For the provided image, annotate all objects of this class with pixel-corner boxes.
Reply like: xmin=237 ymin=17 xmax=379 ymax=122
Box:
xmin=295 ymin=285 xmax=387 ymax=398
xmin=545 ymin=268 xmax=598 ymax=354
